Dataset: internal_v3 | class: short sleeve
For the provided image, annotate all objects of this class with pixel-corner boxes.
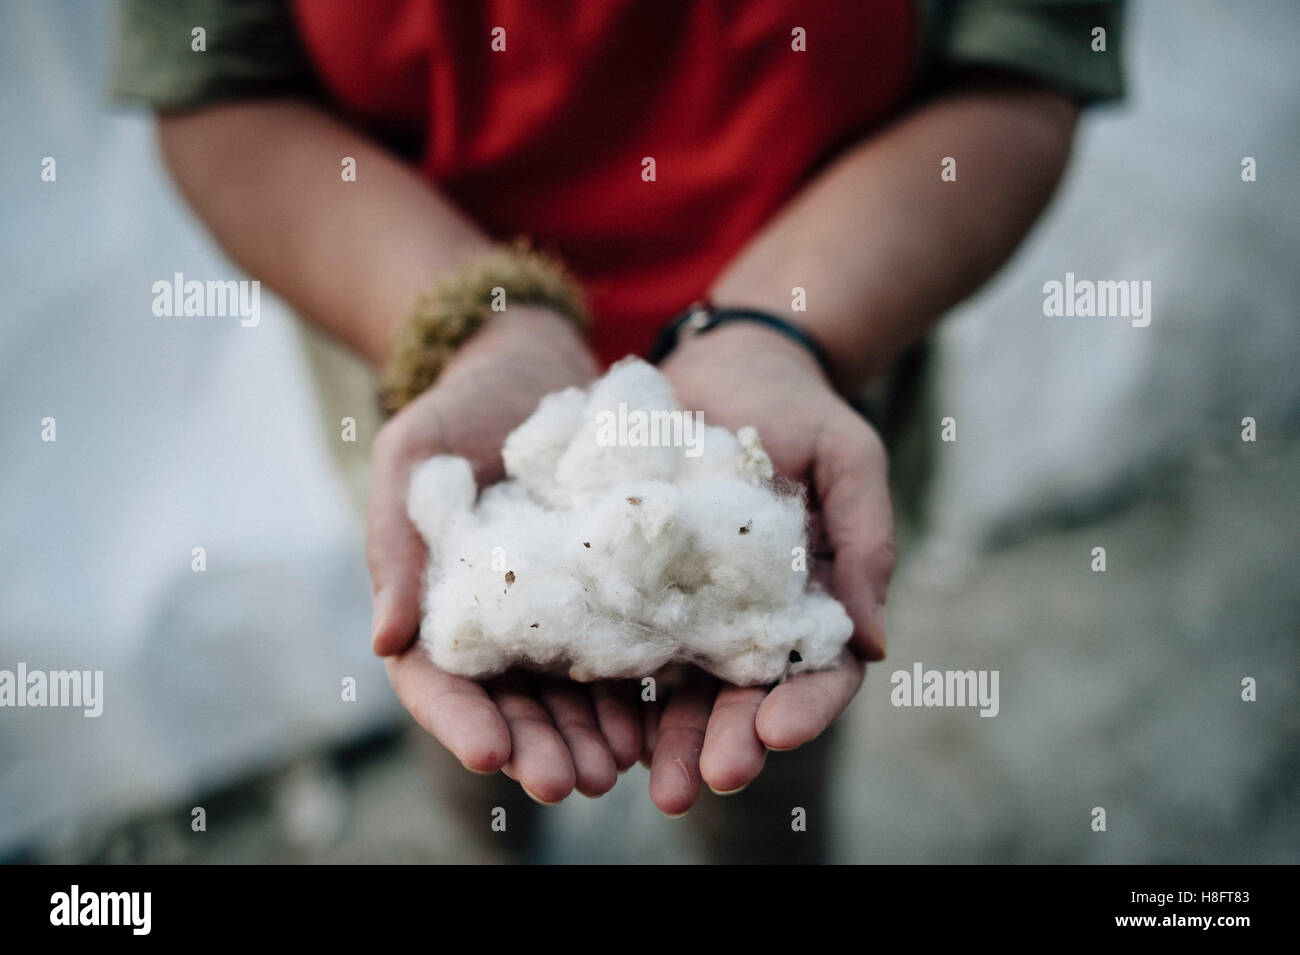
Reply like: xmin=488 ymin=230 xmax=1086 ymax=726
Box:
xmin=111 ymin=0 xmax=317 ymax=112
xmin=933 ymin=0 xmax=1125 ymax=105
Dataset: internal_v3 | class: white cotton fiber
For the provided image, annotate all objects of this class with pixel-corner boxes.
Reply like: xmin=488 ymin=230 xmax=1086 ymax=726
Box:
xmin=406 ymin=357 xmax=853 ymax=685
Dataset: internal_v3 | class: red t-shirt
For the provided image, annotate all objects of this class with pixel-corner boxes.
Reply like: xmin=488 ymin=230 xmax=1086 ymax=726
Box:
xmin=291 ymin=0 xmax=915 ymax=366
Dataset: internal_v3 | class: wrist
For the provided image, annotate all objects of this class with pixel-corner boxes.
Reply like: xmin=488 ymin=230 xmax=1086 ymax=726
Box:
xmin=665 ymin=316 xmax=826 ymax=383
xmin=481 ymin=302 xmax=585 ymax=339
xmin=659 ymin=303 xmax=830 ymax=385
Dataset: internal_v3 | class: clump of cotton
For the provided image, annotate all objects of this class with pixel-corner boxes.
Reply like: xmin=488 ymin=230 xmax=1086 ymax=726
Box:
xmin=406 ymin=358 xmax=852 ymax=686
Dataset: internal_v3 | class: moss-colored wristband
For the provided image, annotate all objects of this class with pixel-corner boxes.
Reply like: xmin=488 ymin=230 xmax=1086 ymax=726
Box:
xmin=378 ymin=241 xmax=589 ymax=415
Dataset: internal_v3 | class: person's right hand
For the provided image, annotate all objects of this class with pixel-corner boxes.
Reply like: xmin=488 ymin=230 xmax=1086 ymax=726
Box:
xmin=368 ymin=306 xmax=646 ymax=802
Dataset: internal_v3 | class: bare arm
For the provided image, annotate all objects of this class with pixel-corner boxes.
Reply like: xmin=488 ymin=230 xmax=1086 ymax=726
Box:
xmin=159 ymin=98 xmax=631 ymax=804
xmin=654 ymin=77 xmax=1081 ymax=813
xmin=154 ymin=79 xmax=1084 ymax=813
xmin=157 ymin=99 xmax=491 ymax=366
xmin=708 ymin=75 xmax=1080 ymax=392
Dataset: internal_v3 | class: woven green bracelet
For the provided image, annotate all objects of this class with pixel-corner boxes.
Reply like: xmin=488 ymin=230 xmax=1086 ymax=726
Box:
xmin=378 ymin=240 xmax=589 ymax=415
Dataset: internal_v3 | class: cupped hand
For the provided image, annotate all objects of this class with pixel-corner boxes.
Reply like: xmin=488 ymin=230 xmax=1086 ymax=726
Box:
xmin=651 ymin=321 xmax=896 ymax=815
xmin=369 ymin=306 xmax=647 ymax=801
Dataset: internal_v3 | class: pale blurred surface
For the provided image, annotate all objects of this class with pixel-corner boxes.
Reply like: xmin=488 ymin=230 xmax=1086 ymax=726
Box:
xmin=1 ymin=0 xmax=1296 ymax=862
xmin=0 ymin=0 xmax=397 ymax=853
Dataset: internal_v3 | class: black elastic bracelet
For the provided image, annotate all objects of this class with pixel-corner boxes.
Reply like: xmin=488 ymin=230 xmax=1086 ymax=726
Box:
xmin=647 ymin=300 xmax=835 ymax=382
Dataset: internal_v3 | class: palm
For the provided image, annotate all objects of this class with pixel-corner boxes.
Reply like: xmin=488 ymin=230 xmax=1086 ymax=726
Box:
xmin=647 ymin=326 xmax=894 ymax=814
xmin=371 ymin=309 xmax=649 ymax=802
xmin=372 ymin=315 xmax=894 ymax=814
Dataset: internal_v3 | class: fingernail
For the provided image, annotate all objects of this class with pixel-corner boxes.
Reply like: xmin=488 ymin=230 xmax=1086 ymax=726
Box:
xmin=707 ymin=782 xmax=749 ymax=796
xmin=370 ymin=594 xmax=390 ymax=650
xmin=520 ymin=784 xmax=562 ymax=806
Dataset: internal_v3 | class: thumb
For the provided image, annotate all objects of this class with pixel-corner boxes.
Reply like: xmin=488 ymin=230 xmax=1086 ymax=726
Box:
xmin=814 ymin=417 xmax=895 ymax=660
xmin=366 ymin=429 xmax=427 ymax=656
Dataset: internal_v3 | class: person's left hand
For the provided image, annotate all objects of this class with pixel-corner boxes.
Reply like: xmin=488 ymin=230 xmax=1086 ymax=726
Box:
xmin=652 ymin=321 xmax=895 ymax=815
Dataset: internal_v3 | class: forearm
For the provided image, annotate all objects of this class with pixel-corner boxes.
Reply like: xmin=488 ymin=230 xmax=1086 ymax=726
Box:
xmin=709 ymin=76 xmax=1080 ymax=392
xmin=158 ymin=99 xmax=490 ymax=366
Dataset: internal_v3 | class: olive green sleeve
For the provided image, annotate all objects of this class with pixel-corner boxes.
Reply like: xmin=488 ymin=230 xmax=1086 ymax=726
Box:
xmin=111 ymin=0 xmax=316 ymax=112
xmin=928 ymin=0 xmax=1126 ymax=104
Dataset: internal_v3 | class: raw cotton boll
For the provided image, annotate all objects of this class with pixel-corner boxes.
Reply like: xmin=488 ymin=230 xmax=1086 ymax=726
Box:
xmin=678 ymin=425 xmax=740 ymax=478
xmin=423 ymin=502 xmax=588 ymax=677
xmin=406 ymin=455 xmax=478 ymax=543
xmin=407 ymin=357 xmax=854 ymax=685
xmin=570 ymin=482 xmax=685 ymax=617
xmin=501 ymin=386 xmax=586 ymax=508
xmin=686 ymin=617 xmax=793 ymax=687
xmin=677 ymin=424 xmax=773 ymax=484
xmin=554 ymin=359 xmax=685 ymax=496
xmin=736 ymin=426 xmax=776 ymax=482
xmin=674 ymin=478 xmax=807 ymax=606
xmin=691 ymin=596 xmax=852 ymax=686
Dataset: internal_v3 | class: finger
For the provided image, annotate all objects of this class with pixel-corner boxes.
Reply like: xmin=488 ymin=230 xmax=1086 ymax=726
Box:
xmin=589 ymin=680 xmax=644 ymax=772
xmin=538 ymin=680 xmax=618 ymax=797
xmin=755 ymin=648 xmax=865 ymax=751
xmin=639 ymin=695 xmax=663 ymax=768
xmin=648 ymin=679 xmax=716 ymax=816
xmin=366 ymin=425 xmax=428 ymax=656
xmin=699 ymin=684 xmax=768 ymax=795
xmin=488 ymin=672 xmax=577 ymax=805
xmin=814 ymin=416 xmax=895 ymax=659
xmin=385 ymin=649 xmax=510 ymax=773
